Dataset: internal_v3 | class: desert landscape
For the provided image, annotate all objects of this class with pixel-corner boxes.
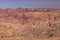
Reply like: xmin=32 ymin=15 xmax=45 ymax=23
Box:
xmin=0 ymin=8 xmax=60 ymax=40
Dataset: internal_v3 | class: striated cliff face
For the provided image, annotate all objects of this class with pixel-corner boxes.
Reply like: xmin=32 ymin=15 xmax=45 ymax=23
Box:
xmin=0 ymin=8 xmax=60 ymax=40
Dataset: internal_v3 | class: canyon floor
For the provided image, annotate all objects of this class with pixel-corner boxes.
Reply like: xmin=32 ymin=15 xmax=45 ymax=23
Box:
xmin=0 ymin=8 xmax=60 ymax=40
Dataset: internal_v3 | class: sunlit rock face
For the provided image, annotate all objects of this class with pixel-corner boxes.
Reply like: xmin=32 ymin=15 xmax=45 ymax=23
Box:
xmin=0 ymin=8 xmax=60 ymax=39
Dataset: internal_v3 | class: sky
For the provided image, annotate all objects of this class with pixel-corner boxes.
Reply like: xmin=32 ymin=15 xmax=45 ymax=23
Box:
xmin=0 ymin=0 xmax=60 ymax=8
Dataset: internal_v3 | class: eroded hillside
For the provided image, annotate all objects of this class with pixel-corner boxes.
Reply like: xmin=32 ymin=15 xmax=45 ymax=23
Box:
xmin=0 ymin=8 xmax=60 ymax=40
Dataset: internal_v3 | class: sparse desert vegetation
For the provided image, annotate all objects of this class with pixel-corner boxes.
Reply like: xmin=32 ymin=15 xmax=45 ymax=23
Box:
xmin=0 ymin=8 xmax=60 ymax=40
